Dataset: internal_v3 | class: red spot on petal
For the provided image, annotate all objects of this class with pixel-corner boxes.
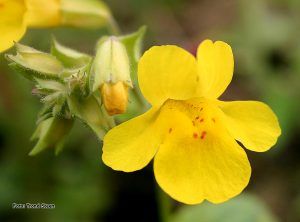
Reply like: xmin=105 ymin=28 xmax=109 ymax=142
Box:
xmin=212 ymin=118 xmax=216 ymax=123
xmin=195 ymin=116 xmax=199 ymax=120
xmin=200 ymin=107 xmax=203 ymax=111
xmin=200 ymin=131 xmax=207 ymax=139
xmin=193 ymin=132 xmax=198 ymax=139
xmin=199 ymin=118 xmax=204 ymax=123
xmin=169 ymin=128 xmax=173 ymax=133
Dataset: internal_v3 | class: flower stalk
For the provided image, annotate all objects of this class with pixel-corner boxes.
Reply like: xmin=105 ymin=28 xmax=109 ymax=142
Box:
xmin=156 ymin=186 xmax=171 ymax=222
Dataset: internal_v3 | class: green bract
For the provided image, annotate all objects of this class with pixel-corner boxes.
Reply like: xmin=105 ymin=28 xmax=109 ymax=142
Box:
xmin=51 ymin=38 xmax=92 ymax=70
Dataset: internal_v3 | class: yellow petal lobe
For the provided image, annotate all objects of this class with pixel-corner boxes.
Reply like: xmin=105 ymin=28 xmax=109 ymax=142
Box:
xmin=219 ymin=101 xmax=281 ymax=152
xmin=0 ymin=0 xmax=27 ymax=52
xmin=138 ymin=45 xmax=198 ymax=106
xmin=102 ymin=108 xmax=164 ymax=172
xmin=196 ymin=40 xmax=234 ymax=99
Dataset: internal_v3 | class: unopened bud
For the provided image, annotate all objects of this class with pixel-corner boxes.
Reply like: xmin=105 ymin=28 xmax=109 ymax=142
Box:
xmin=30 ymin=117 xmax=73 ymax=156
xmin=91 ymin=36 xmax=132 ymax=115
xmin=101 ymin=82 xmax=129 ymax=115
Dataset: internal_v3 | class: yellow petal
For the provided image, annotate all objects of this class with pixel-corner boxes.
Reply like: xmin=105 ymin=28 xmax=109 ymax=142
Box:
xmin=197 ymin=40 xmax=234 ymax=99
xmin=25 ymin=0 xmax=60 ymax=27
xmin=0 ymin=0 xmax=27 ymax=52
xmin=102 ymin=107 xmax=164 ymax=172
xmin=154 ymin=105 xmax=251 ymax=204
xmin=219 ymin=101 xmax=281 ymax=152
xmin=138 ymin=45 xmax=198 ymax=106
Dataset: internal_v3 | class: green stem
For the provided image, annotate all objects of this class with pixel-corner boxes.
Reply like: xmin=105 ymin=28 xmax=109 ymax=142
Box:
xmin=156 ymin=186 xmax=171 ymax=222
xmin=100 ymin=103 xmax=116 ymax=130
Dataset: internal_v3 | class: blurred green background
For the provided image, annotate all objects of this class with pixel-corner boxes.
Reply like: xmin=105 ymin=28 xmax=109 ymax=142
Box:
xmin=1 ymin=0 xmax=300 ymax=221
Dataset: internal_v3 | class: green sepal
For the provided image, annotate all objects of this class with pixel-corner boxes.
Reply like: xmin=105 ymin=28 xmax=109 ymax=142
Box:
xmin=6 ymin=43 xmax=65 ymax=81
xmin=8 ymin=63 xmax=36 ymax=82
xmin=34 ymin=78 xmax=69 ymax=117
xmin=90 ymin=36 xmax=132 ymax=93
xmin=29 ymin=117 xmax=74 ymax=156
xmin=67 ymin=94 xmax=114 ymax=140
xmin=119 ymin=26 xmax=146 ymax=84
xmin=51 ymin=38 xmax=92 ymax=70
xmin=52 ymin=96 xmax=67 ymax=117
xmin=35 ymin=78 xmax=67 ymax=92
xmin=120 ymin=26 xmax=146 ymax=63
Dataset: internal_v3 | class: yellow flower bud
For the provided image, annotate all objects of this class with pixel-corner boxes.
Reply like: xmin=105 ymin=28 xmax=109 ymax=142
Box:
xmin=101 ymin=81 xmax=129 ymax=116
xmin=0 ymin=0 xmax=114 ymax=52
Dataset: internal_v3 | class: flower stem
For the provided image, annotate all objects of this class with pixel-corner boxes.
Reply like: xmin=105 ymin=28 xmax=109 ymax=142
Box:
xmin=156 ymin=185 xmax=171 ymax=222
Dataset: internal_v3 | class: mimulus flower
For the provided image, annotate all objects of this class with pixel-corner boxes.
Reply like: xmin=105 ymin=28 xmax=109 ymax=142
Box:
xmin=102 ymin=40 xmax=281 ymax=204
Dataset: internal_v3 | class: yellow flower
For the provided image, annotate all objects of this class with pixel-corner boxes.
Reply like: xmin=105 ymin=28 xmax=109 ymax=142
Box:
xmin=0 ymin=0 xmax=59 ymax=52
xmin=102 ymin=40 xmax=281 ymax=204
xmin=0 ymin=0 xmax=112 ymax=52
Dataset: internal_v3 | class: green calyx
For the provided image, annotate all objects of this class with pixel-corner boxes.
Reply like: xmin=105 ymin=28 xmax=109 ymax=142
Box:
xmin=89 ymin=26 xmax=146 ymax=92
xmin=90 ymin=36 xmax=132 ymax=93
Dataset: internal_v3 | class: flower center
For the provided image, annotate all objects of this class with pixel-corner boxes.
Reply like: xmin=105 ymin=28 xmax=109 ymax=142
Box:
xmin=162 ymin=98 xmax=219 ymax=141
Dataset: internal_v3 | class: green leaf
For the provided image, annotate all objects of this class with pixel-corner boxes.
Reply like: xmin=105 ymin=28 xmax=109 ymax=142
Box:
xmin=51 ymin=38 xmax=92 ymax=69
xmin=171 ymin=194 xmax=278 ymax=222
xmin=67 ymin=95 xmax=114 ymax=140
xmin=29 ymin=117 xmax=74 ymax=156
